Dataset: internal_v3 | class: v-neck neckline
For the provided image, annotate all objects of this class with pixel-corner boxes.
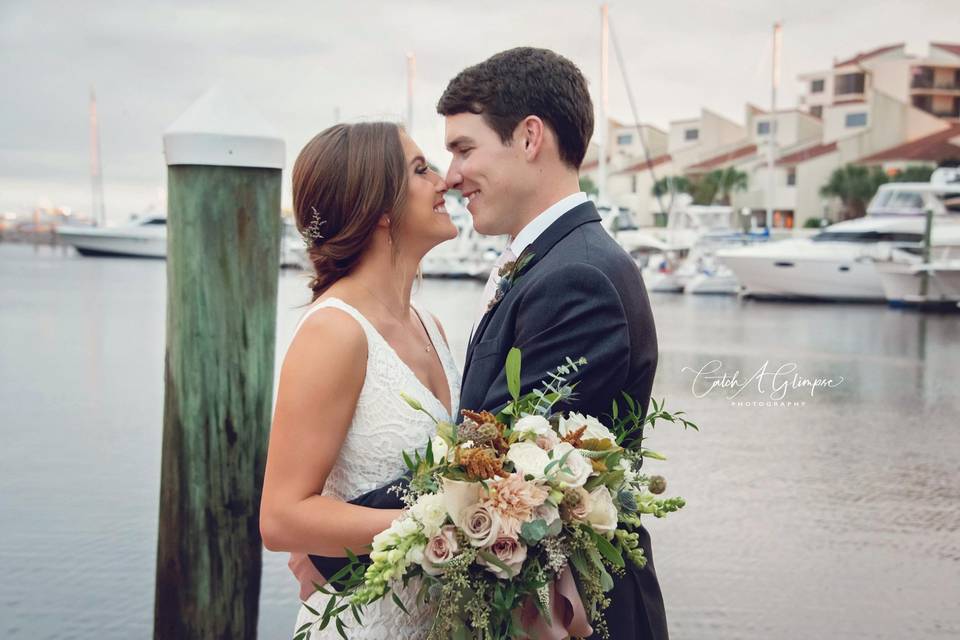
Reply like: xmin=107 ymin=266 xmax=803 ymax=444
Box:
xmin=319 ymin=297 xmax=454 ymax=419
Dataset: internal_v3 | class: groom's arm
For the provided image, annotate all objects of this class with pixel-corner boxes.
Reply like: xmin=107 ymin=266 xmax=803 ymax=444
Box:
xmin=479 ymin=262 xmax=630 ymax=415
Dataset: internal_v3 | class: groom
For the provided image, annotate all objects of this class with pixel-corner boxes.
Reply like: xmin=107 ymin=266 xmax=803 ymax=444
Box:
xmin=439 ymin=48 xmax=667 ymax=640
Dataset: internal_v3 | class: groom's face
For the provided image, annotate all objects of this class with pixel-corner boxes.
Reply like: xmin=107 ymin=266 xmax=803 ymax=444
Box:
xmin=444 ymin=113 xmax=526 ymax=237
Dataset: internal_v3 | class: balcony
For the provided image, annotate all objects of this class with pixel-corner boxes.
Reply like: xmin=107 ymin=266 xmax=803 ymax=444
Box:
xmin=910 ymin=67 xmax=960 ymax=93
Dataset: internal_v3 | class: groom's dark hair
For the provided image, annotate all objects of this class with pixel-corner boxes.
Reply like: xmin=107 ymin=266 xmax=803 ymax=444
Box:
xmin=437 ymin=47 xmax=594 ymax=169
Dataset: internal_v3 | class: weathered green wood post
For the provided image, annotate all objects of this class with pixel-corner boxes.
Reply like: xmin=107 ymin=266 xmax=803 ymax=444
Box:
xmin=154 ymin=86 xmax=284 ymax=639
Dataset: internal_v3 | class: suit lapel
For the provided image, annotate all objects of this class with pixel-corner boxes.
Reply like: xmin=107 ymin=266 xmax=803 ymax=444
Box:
xmin=462 ymin=201 xmax=602 ymax=383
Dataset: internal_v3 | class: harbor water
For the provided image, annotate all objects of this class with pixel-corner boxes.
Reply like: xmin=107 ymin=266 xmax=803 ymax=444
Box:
xmin=1 ymin=242 xmax=958 ymax=639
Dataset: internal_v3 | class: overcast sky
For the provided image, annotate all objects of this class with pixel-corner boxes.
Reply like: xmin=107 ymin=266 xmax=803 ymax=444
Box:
xmin=1 ymin=0 xmax=957 ymax=219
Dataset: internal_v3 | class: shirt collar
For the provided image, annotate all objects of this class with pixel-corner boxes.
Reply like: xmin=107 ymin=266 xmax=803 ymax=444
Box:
xmin=509 ymin=192 xmax=589 ymax=256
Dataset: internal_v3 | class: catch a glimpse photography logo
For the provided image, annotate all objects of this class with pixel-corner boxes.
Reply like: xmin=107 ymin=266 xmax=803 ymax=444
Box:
xmin=681 ymin=359 xmax=845 ymax=408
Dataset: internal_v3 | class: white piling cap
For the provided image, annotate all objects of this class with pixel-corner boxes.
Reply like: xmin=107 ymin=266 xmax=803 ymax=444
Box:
xmin=164 ymin=85 xmax=285 ymax=169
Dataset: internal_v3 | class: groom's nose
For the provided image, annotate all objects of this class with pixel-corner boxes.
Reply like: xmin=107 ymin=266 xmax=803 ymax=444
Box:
xmin=444 ymin=161 xmax=462 ymax=190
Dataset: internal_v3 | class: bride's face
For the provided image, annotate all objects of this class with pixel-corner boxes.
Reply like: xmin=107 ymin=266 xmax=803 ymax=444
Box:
xmin=395 ymin=131 xmax=458 ymax=253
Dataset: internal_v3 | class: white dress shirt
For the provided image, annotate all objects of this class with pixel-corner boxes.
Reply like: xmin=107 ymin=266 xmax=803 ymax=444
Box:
xmin=509 ymin=191 xmax=589 ymax=256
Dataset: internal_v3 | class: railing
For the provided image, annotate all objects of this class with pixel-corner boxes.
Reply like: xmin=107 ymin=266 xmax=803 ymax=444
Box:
xmin=911 ymin=80 xmax=960 ymax=91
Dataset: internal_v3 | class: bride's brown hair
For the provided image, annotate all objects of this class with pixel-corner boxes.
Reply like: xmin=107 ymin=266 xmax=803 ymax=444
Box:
xmin=292 ymin=122 xmax=409 ymax=301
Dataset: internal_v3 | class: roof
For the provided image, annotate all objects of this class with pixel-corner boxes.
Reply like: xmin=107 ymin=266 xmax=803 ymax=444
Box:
xmin=833 ymin=43 xmax=904 ymax=68
xmin=617 ymin=154 xmax=672 ymax=174
xmin=580 ymin=156 xmax=609 ymax=171
xmin=776 ymin=141 xmax=838 ymax=166
xmin=685 ymin=144 xmax=757 ymax=172
xmin=931 ymin=42 xmax=960 ymax=58
xmin=857 ymin=124 xmax=960 ymax=164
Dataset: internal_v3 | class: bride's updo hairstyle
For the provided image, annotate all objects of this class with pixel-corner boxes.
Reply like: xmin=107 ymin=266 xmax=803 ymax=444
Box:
xmin=292 ymin=122 xmax=409 ymax=301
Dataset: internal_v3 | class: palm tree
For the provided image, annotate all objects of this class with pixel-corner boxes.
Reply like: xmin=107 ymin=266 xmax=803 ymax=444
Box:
xmin=579 ymin=175 xmax=599 ymax=197
xmin=889 ymin=165 xmax=934 ymax=183
xmin=651 ymin=175 xmax=691 ymax=198
xmin=690 ymin=168 xmax=748 ymax=205
xmin=820 ymin=164 xmax=888 ymax=219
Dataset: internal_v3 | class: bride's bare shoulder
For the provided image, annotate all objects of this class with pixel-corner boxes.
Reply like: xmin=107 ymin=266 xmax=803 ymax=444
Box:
xmin=288 ymin=299 xmax=367 ymax=361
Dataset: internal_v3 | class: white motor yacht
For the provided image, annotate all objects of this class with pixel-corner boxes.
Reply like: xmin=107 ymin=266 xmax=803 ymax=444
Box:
xmin=421 ymin=195 xmax=505 ymax=279
xmin=717 ymin=180 xmax=960 ymax=301
xmin=57 ymin=214 xmax=167 ymax=258
xmin=877 ymin=257 xmax=960 ymax=307
xmin=280 ymin=217 xmax=310 ymax=269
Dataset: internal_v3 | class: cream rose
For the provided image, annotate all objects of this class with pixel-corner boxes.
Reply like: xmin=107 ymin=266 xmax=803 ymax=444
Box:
xmin=421 ymin=525 xmax=459 ymax=575
xmin=479 ymin=535 xmax=528 ymax=579
xmin=462 ymin=503 xmax=501 ymax=547
xmin=548 ymin=442 xmax=593 ymax=488
xmin=559 ymin=412 xmax=615 ymax=443
xmin=513 ymin=415 xmax=553 ymax=440
xmin=586 ymin=486 xmax=619 ymax=537
xmin=441 ymin=477 xmax=483 ymax=529
xmin=506 ymin=441 xmax=551 ymax=479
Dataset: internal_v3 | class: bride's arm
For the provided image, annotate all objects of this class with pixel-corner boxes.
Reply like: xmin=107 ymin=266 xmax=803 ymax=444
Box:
xmin=260 ymin=307 xmax=403 ymax=556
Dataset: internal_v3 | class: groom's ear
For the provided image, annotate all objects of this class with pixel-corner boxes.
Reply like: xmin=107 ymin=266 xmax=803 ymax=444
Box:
xmin=517 ymin=116 xmax=546 ymax=162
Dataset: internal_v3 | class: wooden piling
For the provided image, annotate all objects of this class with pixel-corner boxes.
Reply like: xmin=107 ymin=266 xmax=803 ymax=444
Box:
xmin=154 ymin=86 xmax=284 ymax=639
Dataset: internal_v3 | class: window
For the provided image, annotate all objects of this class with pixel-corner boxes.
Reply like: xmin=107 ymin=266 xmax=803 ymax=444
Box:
xmin=684 ymin=128 xmax=699 ymax=141
xmin=616 ymin=133 xmax=633 ymax=146
xmin=810 ymin=105 xmax=823 ymax=119
xmin=810 ymin=79 xmax=825 ymax=93
xmin=935 ymin=194 xmax=960 ymax=214
xmin=812 ymin=231 xmax=923 ymax=243
xmin=845 ymin=112 xmax=867 ymax=128
xmin=757 ymin=121 xmax=771 ymax=135
xmin=835 ymin=72 xmax=866 ymax=95
xmin=786 ymin=168 xmax=796 ymax=186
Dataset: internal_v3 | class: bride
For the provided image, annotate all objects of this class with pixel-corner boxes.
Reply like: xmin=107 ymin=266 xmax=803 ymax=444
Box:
xmin=259 ymin=122 xmax=461 ymax=638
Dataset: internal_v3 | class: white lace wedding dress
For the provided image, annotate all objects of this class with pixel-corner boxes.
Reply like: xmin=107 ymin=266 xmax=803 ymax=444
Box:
xmin=289 ymin=297 xmax=461 ymax=639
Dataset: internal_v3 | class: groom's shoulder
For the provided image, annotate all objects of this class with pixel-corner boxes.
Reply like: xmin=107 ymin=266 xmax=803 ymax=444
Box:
xmin=540 ymin=219 xmax=637 ymax=275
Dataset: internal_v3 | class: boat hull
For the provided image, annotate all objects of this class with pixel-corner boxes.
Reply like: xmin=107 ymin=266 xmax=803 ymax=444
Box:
xmin=719 ymin=253 xmax=885 ymax=301
xmin=876 ymin=262 xmax=960 ymax=307
xmin=58 ymin=228 xmax=167 ymax=259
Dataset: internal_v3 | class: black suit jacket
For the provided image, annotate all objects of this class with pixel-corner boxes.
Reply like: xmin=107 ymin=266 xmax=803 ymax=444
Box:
xmin=461 ymin=201 xmax=668 ymax=640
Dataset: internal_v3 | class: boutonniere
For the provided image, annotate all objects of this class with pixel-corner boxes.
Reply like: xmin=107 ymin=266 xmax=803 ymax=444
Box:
xmin=487 ymin=249 xmax=535 ymax=311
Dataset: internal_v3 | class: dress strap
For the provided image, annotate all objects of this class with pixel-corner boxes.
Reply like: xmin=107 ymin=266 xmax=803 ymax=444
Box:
xmin=291 ymin=297 xmax=380 ymax=345
xmin=410 ymin=301 xmax=446 ymax=351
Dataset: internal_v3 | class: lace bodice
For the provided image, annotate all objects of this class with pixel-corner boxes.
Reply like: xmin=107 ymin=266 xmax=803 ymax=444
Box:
xmin=289 ymin=297 xmax=460 ymax=639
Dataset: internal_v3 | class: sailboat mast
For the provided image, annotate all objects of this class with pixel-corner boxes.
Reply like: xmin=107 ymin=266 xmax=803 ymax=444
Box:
xmin=598 ymin=3 xmax=609 ymax=205
xmin=766 ymin=21 xmax=782 ymax=230
xmin=406 ymin=52 xmax=416 ymax=133
xmin=89 ymin=87 xmax=106 ymax=226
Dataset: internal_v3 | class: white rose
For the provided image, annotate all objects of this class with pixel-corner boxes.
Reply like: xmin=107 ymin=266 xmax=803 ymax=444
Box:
xmin=547 ymin=442 xmax=593 ymax=488
xmin=506 ymin=441 xmax=551 ymax=479
xmin=410 ymin=493 xmax=448 ymax=538
xmin=513 ymin=415 xmax=553 ymax=440
xmin=559 ymin=412 xmax=615 ymax=444
xmin=586 ymin=486 xmax=619 ymax=537
xmin=431 ymin=435 xmax=449 ymax=461
xmin=441 ymin=477 xmax=483 ymax=529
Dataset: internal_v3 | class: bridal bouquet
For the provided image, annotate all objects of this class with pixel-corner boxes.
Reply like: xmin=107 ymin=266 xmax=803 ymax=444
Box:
xmin=299 ymin=349 xmax=696 ymax=640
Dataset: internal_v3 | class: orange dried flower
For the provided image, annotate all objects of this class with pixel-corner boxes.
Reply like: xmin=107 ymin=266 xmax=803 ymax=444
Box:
xmin=560 ymin=425 xmax=587 ymax=448
xmin=458 ymin=447 xmax=508 ymax=481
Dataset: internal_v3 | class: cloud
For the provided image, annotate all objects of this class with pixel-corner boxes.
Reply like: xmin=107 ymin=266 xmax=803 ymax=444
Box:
xmin=1 ymin=0 xmax=957 ymax=216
